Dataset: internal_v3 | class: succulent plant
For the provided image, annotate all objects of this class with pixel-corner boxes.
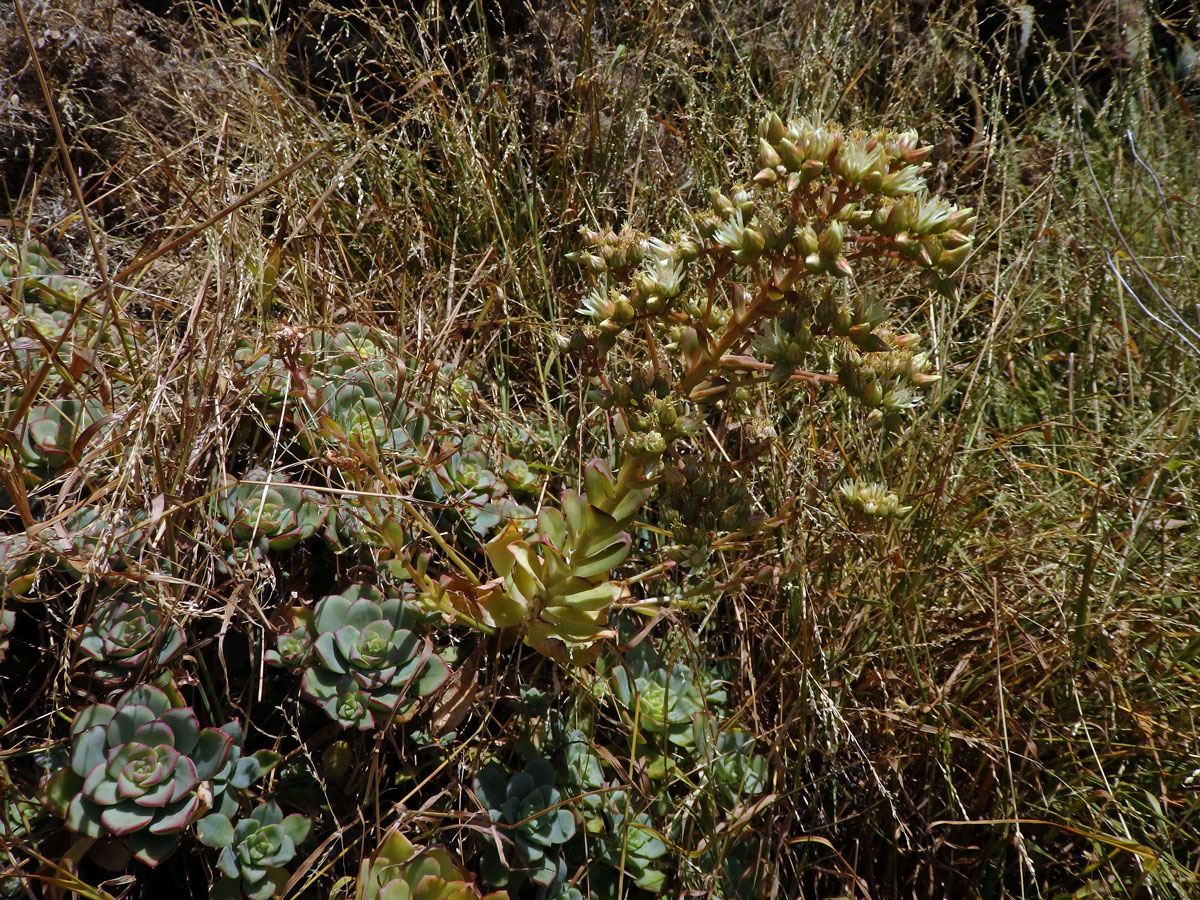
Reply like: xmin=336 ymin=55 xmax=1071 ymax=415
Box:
xmin=560 ymin=734 xmax=669 ymax=895
xmin=355 ymin=829 xmax=508 ymax=900
xmin=17 ymin=397 xmax=107 ymax=473
xmin=197 ymin=802 xmax=311 ymax=900
xmin=231 ymin=341 xmax=294 ymax=412
xmin=213 ymin=469 xmax=327 ymax=553
xmin=325 ymin=494 xmax=409 ymax=554
xmin=44 ymin=685 xmax=236 ymax=865
xmin=77 ymin=592 xmax=186 ymax=678
xmin=307 ymin=322 xmax=399 ymax=378
xmin=269 ymin=585 xmax=449 ymax=730
xmin=0 ymin=603 xmax=14 ymax=663
xmin=593 ymin=796 xmax=668 ymax=896
xmin=52 ymin=505 xmax=150 ymax=578
xmin=0 ymin=532 xmax=39 ymax=597
xmin=311 ymin=362 xmax=427 ymax=468
xmin=474 ymin=757 xmax=576 ymax=890
xmin=0 ymin=239 xmax=91 ymax=311
xmin=441 ymin=458 xmax=651 ymax=664
xmin=207 ymin=722 xmax=283 ymax=820
xmin=604 ymin=644 xmax=724 ymax=750
xmin=427 ymin=440 xmax=534 ymax=538
xmin=697 ymin=729 xmax=769 ymax=807
xmin=2 ymin=302 xmax=83 ymax=372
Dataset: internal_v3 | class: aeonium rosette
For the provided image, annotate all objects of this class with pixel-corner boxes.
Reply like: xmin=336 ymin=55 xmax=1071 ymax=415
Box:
xmin=269 ymin=585 xmax=449 ymax=730
xmin=43 ymin=685 xmax=237 ymax=865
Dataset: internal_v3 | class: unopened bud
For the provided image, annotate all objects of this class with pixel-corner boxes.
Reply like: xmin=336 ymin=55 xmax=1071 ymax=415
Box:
xmin=677 ymin=237 xmax=701 ymax=261
xmin=831 ymin=257 xmax=854 ymax=278
xmin=818 ymin=221 xmax=844 ymax=257
xmin=777 ymin=138 xmax=804 ymax=171
xmin=741 ymin=228 xmax=765 ymax=258
xmin=796 ymin=225 xmax=820 ymax=256
xmin=759 ymin=111 xmax=786 ymax=143
xmin=894 ymin=233 xmax=921 ymax=258
xmin=936 ymin=243 xmax=970 ymax=272
xmin=759 ymin=137 xmax=782 ymax=169
xmin=612 ymin=298 xmax=635 ymax=326
xmin=753 ymin=167 xmax=778 ymax=186
xmin=710 ymin=189 xmax=736 ymax=218
xmin=861 ymin=378 xmax=883 ymax=407
xmin=800 ymin=159 xmax=825 ymax=184
xmin=832 ymin=307 xmax=853 ymax=335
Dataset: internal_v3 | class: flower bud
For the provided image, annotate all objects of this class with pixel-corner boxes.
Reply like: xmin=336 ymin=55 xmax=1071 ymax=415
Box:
xmin=795 ymin=321 xmax=814 ymax=349
xmin=759 ymin=111 xmax=786 ymax=143
xmin=815 ymin=293 xmax=838 ymax=327
xmin=837 ymin=357 xmax=864 ymax=395
xmin=777 ymin=138 xmax=804 ymax=171
xmin=831 ymin=256 xmax=854 ymax=278
xmin=832 ymin=307 xmax=852 ymax=335
xmin=680 ymin=327 xmax=703 ymax=362
xmin=710 ymin=189 xmax=736 ymax=218
xmin=800 ymin=159 xmax=825 ymax=184
xmin=612 ymin=298 xmax=635 ymax=326
xmin=753 ymin=167 xmax=778 ymax=186
xmin=696 ymin=212 xmax=721 ymax=239
xmin=942 ymin=229 xmax=972 ymax=249
xmin=759 ymin=137 xmax=782 ymax=169
xmin=796 ymin=225 xmax=820 ymax=256
xmin=741 ymin=227 xmax=765 ymax=259
xmin=861 ymin=378 xmax=883 ymax=407
xmin=805 ymin=253 xmax=825 ymax=274
xmin=818 ymin=221 xmax=844 ymax=257
xmin=945 ymin=207 xmax=976 ymax=232
xmin=936 ymin=243 xmax=970 ymax=272
xmin=884 ymin=202 xmax=912 ymax=234
xmin=894 ymin=233 xmax=921 ymax=258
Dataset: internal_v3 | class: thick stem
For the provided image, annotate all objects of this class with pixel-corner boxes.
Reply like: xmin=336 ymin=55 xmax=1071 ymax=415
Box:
xmin=679 ymin=284 xmax=774 ymax=397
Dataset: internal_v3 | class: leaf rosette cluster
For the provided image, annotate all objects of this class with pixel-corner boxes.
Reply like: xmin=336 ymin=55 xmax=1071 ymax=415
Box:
xmin=269 ymin=585 xmax=449 ymax=729
xmin=355 ymin=829 xmax=508 ymax=900
xmin=198 ymin=801 xmax=311 ymax=900
xmin=45 ymin=685 xmax=236 ymax=865
xmin=78 ymin=592 xmax=185 ymax=678
xmin=213 ymin=469 xmax=327 ymax=553
xmin=474 ymin=757 xmax=576 ymax=890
